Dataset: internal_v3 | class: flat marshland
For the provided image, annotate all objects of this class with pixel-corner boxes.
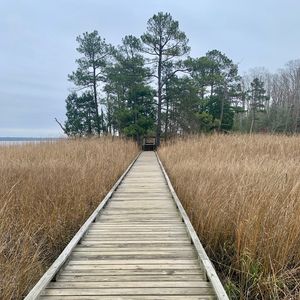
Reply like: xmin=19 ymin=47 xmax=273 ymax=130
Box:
xmin=0 ymin=138 xmax=138 ymax=300
xmin=159 ymin=135 xmax=300 ymax=299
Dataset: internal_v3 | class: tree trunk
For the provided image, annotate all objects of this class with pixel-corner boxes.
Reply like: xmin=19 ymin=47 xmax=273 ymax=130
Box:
xmin=219 ymin=84 xmax=227 ymax=131
xmin=284 ymin=105 xmax=291 ymax=133
xmin=200 ymin=84 xmax=205 ymax=101
xmin=55 ymin=118 xmax=67 ymax=135
xmin=93 ymin=66 xmax=101 ymax=135
xmin=156 ymin=49 xmax=163 ymax=147
xmin=293 ymin=107 xmax=299 ymax=133
xmin=294 ymin=86 xmax=300 ymax=133
xmin=107 ymin=104 xmax=112 ymax=135
xmin=87 ymin=107 xmax=92 ymax=136
xmin=219 ymin=97 xmax=225 ymax=131
xmin=250 ymin=108 xmax=255 ymax=134
xmin=100 ymin=109 xmax=105 ymax=135
xmin=165 ymin=96 xmax=169 ymax=140
xmin=210 ymin=82 xmax=214 ymax=97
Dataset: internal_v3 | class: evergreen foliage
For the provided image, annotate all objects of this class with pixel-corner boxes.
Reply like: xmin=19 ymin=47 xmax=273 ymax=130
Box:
xmin=61 ymin=12 xmax=299 ymax=139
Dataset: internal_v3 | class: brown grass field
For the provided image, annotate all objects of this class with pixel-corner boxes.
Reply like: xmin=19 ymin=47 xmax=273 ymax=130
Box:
xmin=2 ymin=135 xmax=300 ymax=299
xmin=159 ymin=134 xmax=300 ymax=299
xmin=0 ymin=138 xmax=138 ymax=300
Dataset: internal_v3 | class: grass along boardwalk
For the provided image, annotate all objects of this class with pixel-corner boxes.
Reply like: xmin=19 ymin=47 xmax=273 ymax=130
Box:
xmin=25 ymin=151 xmax=227 ymax=299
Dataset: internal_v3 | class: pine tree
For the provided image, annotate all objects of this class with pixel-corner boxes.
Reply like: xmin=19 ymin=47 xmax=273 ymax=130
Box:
xmin=64 ymin=92 xmax=97 ymax=136
xmin=248 ymin=78 xmax=269 ymax=133
xmin=68 ymin=31 xmax=112 ymax=135
xmin=141 ymin=12 xmax=190 ymax=145
xmin=105 ymin=35 xmax=156 ymax=142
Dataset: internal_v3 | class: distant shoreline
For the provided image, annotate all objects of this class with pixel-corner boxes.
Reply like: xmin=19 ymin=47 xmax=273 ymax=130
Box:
xmin=0 ymin=137 xmax=64 ymax=145
xmin=0 ymin=137 xmax=64 ymax=142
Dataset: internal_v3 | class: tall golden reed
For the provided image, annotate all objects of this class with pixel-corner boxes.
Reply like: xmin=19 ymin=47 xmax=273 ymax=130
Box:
xmin=0 ymin=138 xmax=138 ymax=300
xmin=159 ymin=134 xmax=300 ymax=299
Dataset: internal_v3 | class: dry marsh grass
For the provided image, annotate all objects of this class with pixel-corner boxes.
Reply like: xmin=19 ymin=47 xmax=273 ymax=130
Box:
xmin=0 ymin=138 xmax=138 ymax=300
xmin=159 ymin=134 xmax=300 ymax=299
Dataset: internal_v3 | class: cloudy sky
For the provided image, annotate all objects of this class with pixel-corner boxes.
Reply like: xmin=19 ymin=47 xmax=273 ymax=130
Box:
xmin=1 ymin=0 xmax=299 ymax=137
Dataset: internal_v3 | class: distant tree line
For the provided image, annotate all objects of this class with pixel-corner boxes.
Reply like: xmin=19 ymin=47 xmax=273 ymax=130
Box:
xmin=58 ymin=12 xmax=300 ymax=143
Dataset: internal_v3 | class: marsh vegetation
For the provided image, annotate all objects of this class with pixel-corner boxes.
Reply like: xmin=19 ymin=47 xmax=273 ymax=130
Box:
xmin=159 ymin=134 xmax=300 ymax=299
xmin=0 ymin=138 xmax=138 ymax=300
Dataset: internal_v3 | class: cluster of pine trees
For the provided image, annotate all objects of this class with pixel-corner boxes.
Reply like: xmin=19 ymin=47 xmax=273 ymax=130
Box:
xmin=59 ymin=12 xmax=300 ymax=144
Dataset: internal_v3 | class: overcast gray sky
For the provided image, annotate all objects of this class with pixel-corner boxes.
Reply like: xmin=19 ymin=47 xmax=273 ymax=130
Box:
xmin=1 ymin=0 xmax=299 ymax=137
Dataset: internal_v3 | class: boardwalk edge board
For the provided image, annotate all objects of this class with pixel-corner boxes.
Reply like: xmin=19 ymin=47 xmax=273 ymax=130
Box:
xmin=155 ymin=151 xmax=229 ymax=300
xmin=24 ymin=152 xmax=141 ymax=300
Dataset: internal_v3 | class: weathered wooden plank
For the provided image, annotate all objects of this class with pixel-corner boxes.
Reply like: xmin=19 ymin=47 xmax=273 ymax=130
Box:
xmin=81 ymin=238 xmax=191 ymax=243
xmin=85 ymin=234 xmax=188 ymax=239
xmin=95 ymin=220 xmax=181 ymax=223
xmin=71 ymin=250 xmax=196 ymax=255
xmin=68 ymin=259 xmax=199 ymax=265
xmin=90 ymin=224 xmax=185 ymax=227
xmin=115 ymin=189 xmax=168 ymax=192
xmin=106 ymin=203 xmax=174 ymax=206
xmin=100 ymin=211 xmax=178 ymax=215
xmin=87 ymin=230 xmax=186 ymax=234
xmin=114 ymin=192 xmax=170 ymax=195
xmin=42 ymin=287 xmax=215 ymax=296
xmin=73 ymin=248 xmax=196 ymax=255
xmin=70 ymin=253 xmax=196 ymax=259
xmin=60 ymin=269 xmax=204 ymax=275
xmin=56 ymin=274 xmax=205 ymax=282
xmin=40 ymin=295 xmax=217 ymax=300
xmin=82 ymin=238 xmax=188 ymax=243
xmin=100 ymin=208 xmax=175 ymax=212
xmin=86 ymin=233 xmax=187 ymax=237
xmin=71 ymin=249 xmax=195 ymax=254
xmin=64 ymin=264 xmax=202 ymax=271
xmin=89 ymin=222 xmax=183 ymax=226
xmin=117 ymin=184 xmax=168 ymax=187
xmin=74 ymin=246 xmax=193 ymax=251
xmin=109 ymin=199 xmax=173 ymax=202
xmin=48 ymin=281 xmax=211 ymax=288
xmin=80 ymin=240 xmax=191 ymax=245
xmin=104 ymin=201 xmax=172 ymax=204
xmin=97 ymin=216 xmax=180 ymax=220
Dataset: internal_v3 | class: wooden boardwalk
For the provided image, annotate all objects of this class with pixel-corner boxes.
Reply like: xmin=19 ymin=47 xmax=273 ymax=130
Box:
xmin=26 ymin=151 xmax=228 ymax=300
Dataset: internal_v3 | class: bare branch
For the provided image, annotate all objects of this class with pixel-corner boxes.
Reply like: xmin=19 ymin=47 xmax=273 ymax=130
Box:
xmin=55 ymin=118 xmax=67 ymax=135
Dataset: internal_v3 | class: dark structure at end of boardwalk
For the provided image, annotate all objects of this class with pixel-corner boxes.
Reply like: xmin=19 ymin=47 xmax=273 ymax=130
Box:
xmin=142 ymin=137 xmax=157 ymax=151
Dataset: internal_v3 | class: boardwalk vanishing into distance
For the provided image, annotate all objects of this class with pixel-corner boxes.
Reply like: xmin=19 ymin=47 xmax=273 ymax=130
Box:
xmin=25 ymin=151 xmax=228 ymax=300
